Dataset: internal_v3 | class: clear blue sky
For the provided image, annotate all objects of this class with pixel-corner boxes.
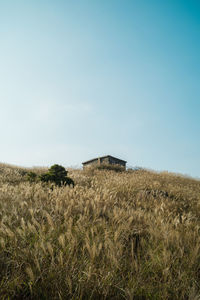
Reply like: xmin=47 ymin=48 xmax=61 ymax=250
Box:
xmin=0 ymin=0 xmax=199 ymax=177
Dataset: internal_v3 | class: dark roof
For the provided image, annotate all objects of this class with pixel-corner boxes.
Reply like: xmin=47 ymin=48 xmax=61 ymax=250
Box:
xmin=82 ymin=155 xmax=127 ymax=165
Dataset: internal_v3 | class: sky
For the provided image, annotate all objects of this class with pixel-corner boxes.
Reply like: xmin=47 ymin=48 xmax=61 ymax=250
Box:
xmin=0 ymin=0 xmax=200 ymax=177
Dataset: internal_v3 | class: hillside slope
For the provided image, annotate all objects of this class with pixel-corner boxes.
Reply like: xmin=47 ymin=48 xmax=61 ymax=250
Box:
xmin=0 ymin=163 xmax=200 ymax=299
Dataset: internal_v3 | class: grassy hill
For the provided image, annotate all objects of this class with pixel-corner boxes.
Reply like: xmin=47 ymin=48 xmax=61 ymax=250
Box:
xmin=0 ymin=163 xmax=200 ymax=299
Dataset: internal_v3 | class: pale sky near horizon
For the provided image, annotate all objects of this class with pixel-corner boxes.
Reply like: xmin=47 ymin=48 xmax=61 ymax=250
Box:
xmin=0 ymin=0 xmax=200 ymax=177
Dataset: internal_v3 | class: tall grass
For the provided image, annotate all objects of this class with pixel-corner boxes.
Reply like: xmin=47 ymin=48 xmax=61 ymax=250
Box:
xmin=0 ymin=163 xmax=200 ymax=299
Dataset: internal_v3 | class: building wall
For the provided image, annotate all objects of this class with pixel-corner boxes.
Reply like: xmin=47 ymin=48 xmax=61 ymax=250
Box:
xmin=83 ymin=156 xmax=126 ymax=169
xmin=83 ymin=159 xmax=98 ymax=169
xmin=108 ymin=156 xmax=126 ymax=167
xmin=100 ymin=157 xmax=109 ymax=164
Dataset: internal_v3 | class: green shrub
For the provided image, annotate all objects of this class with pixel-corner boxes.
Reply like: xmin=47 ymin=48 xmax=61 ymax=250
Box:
xmin=26 ymin=171 xmax=37 ymax=182
xmin=18 ymin=169 xmax=28 ymax=177
xmin=39 ymin=164 xmax=74 ymax=187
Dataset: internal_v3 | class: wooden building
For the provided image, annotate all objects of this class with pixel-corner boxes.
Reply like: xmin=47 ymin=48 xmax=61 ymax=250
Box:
xmin=82 ymin=155 xmax=127 ymax=170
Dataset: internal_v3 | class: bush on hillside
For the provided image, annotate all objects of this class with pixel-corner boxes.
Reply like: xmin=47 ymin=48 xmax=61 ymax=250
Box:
xmin=26 ymin=171 xmax=37 ymax=182
xmin=39 ymin=164 xmax=74 ymax=187
xmin=26 ymin=164 xmax=74 ymax=187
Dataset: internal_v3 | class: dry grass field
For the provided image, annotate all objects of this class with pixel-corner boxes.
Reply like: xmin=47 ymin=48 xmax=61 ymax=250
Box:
xmin=0 ymin=163 xmax=200 ymax=299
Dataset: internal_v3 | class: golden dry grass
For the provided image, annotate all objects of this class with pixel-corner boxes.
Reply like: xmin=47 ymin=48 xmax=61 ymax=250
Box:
xmin=0 ymin=163 xmax=200 ymax=299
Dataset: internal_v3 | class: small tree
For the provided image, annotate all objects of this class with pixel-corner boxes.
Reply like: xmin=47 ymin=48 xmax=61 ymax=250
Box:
xmin=39 ymin=164 xmax=74 ymax=187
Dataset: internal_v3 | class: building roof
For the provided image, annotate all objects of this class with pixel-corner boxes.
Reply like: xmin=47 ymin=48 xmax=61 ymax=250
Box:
xmin=82 ymin=155 xmax=127 ymax=165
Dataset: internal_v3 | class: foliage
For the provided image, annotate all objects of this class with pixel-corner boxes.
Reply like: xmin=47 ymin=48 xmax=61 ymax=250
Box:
xmin=39 ymin=164 xmax=74 ymax=187
xmin=0 ymin=164 xmax=200 ymax=299
xmin=24 ymin=164 xmax=74 ymax=187
xmin=26 ymin=171 xmax=37 ymax=182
